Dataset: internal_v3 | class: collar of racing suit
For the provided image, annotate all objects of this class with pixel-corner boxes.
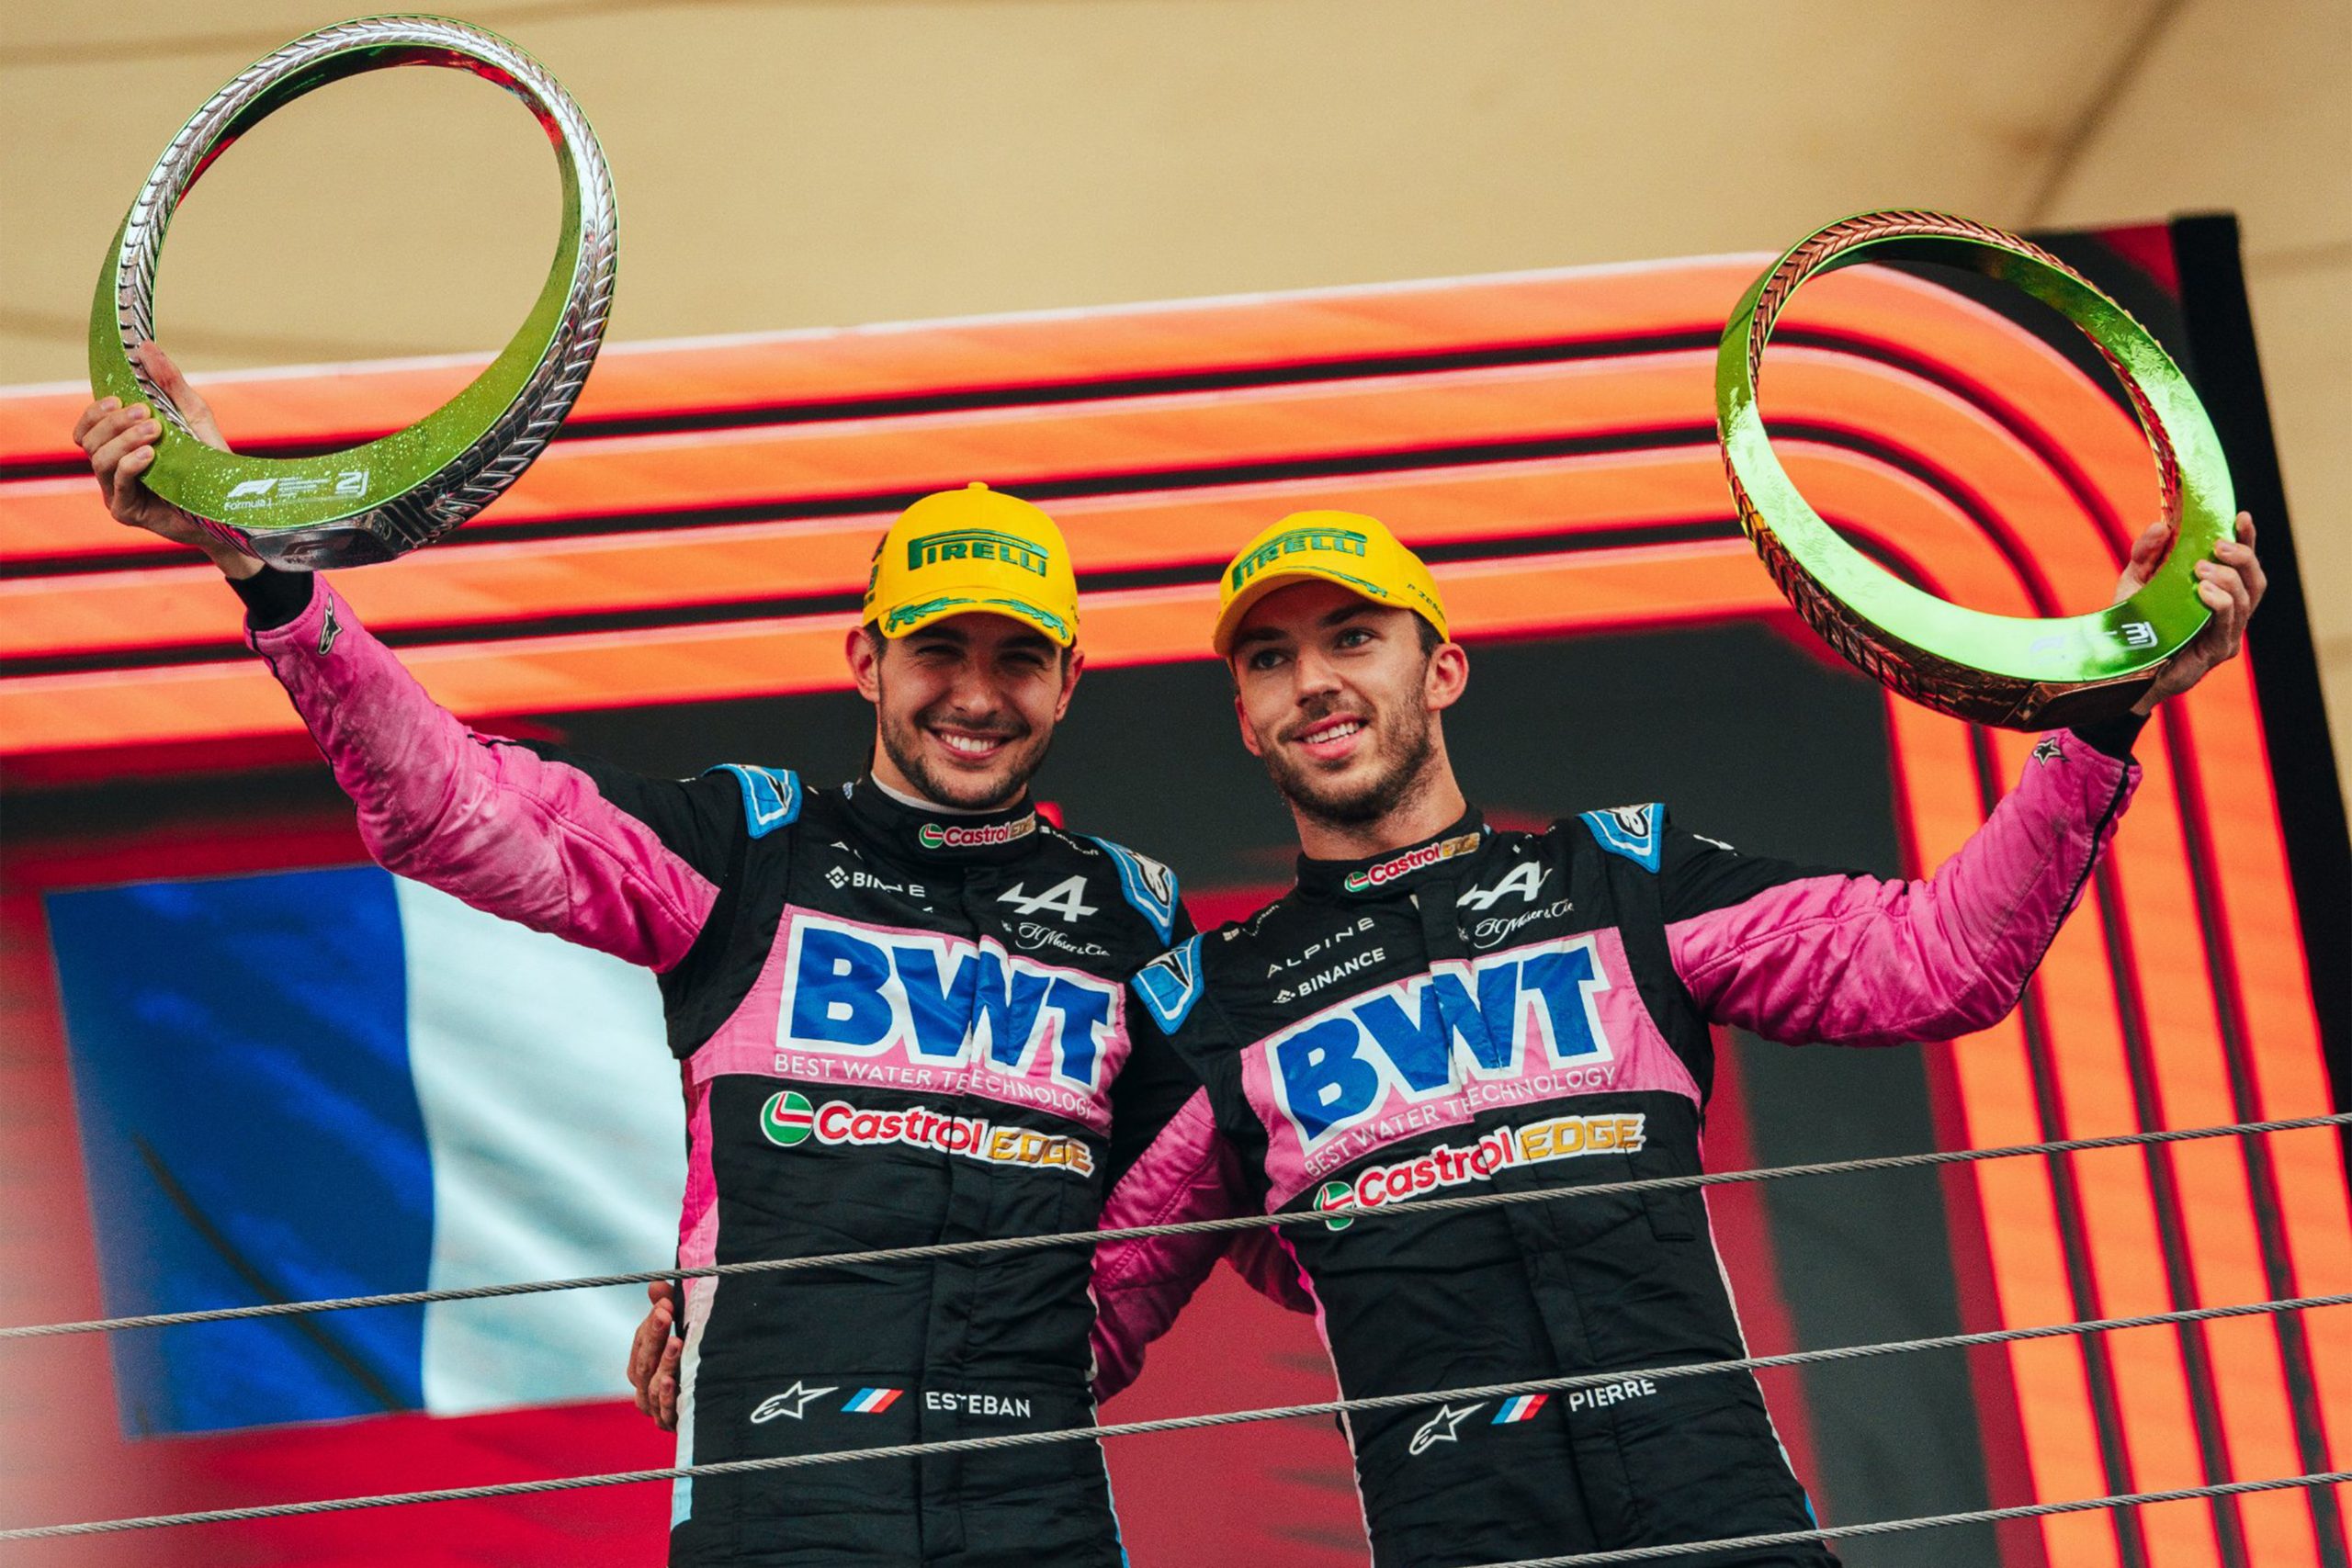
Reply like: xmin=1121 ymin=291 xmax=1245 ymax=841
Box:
xmin=840 ymin=773 xmax=1046 ymax=865
xmin=1293 ymin=806 xmax=1489 ymax=899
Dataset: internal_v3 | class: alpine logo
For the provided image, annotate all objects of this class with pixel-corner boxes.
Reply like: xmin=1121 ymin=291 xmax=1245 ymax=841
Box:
xmin=997 ymin=875 xmax=1098 ymax=922
xmin=1342 ymin=832 xmax=1481 ymax=893
xmin=919 ymin=816 xmax=1038 ymax=851
xmin=1264 ymin=934 xmax=1618 ymax=1153
xmin=1264 ymin=916 xmax=1374 ymax=976
xmin=1456 ymin=861 xmax=1545 ymax=911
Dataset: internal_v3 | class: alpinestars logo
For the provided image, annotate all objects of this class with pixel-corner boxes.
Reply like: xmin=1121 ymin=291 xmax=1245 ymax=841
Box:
xmin=2031 ymin=736 xmax=2065 ymax=767
xmin=919 ymin=816 xmax=1038 ymax=851
xmin=1342 ymin=832 xmax=1481 ymax=893
xmin=1408 ymin=1402 xmax=1484 ymax=1455
xmin=750 ymin=1381 xmax=837 ymax=1423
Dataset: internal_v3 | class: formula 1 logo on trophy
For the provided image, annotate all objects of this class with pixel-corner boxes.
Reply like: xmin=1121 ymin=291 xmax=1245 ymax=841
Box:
xmin=1717 ymin=209 xmax=2233 ymax=729
xmin=87 ymin=16 xmax=618 ymax=568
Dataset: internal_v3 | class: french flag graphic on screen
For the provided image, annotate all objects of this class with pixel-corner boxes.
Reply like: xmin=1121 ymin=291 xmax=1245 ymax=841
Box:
xmin=44 ymin=864 xmax=684 ymax=1438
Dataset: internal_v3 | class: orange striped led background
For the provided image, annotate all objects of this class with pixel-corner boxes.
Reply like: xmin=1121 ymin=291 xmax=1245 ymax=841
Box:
xmin=2 ymin=246 xmax=2343 ymax=1566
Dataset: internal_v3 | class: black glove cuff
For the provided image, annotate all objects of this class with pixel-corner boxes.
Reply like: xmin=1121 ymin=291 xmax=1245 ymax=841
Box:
xmin=229 ymin=565 xmax=316 ymax=632
xmin=2071 ymin=708 xmax=2150 ymax=761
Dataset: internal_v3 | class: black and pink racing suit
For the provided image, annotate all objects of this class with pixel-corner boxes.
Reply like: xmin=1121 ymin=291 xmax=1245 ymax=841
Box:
xmin=238 ymin=567 xmax=1211 ymax=1566
xmin=1091 ymin=720 xmax=2143 ymax=1567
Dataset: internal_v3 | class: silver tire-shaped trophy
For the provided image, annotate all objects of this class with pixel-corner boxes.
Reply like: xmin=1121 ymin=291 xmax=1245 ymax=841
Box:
xmin=88 ymin=14 xmax=618 ymax=568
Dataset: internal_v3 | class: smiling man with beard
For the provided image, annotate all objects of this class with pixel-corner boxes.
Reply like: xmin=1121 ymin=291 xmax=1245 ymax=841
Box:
xmin=74 ymin=357 xmax=1254 ymax=1568
xmin=1091 ymin=509 xmax=2262 ymax=1567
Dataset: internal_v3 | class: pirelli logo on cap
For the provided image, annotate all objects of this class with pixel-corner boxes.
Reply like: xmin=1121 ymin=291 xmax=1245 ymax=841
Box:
xmin=908 ymin=529 xmax=1051 ymax=577
xmin=1227 ymin=526 xmax=1371 ymax=591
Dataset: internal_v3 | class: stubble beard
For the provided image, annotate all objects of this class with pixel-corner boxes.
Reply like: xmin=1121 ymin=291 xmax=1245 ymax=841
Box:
xmin=876 ymin=680 xmax=1049 ymax=812
xmin=1261 ymin=698 xmax=1440 ymax=829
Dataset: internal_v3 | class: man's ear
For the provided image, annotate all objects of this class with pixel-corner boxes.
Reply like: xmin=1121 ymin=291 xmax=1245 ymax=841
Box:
xmin=1052 ymin=646 xmax=1085 ymax=722
xmin=846 ymin=626 xmax=883 ymax=704
xmin=1425 ymin=642 xmax=1469 ymax=713
xmin=1235 ymin=688 xmax=1264 ymax=759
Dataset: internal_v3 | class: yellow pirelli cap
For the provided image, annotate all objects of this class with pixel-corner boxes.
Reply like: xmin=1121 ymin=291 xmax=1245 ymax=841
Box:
xmin=1211 ymin=510 xmax=1448 ymax=655
xmin=864 ymin=482 xmax=1080 ymax=647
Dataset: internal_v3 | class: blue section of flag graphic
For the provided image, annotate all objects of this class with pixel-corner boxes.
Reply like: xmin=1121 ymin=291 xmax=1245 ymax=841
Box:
xmin=46 ymin=867 xmax=435 ymax=1436
xmin=45 ymin=861 xmax=689 ymax=1440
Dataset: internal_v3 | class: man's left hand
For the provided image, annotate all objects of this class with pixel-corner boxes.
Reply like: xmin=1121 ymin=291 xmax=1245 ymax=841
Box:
xmin=2114 ymin=512 xmax=2266 ymax=714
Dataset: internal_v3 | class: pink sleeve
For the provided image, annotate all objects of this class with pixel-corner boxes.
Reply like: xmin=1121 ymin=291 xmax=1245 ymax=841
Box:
xmin=248 ymin=579 xmax=718 ymax=971
xmin=1667 ymin=730 xmax=2138 ymax=1046
xmin=1091 ymin=1089 xmax=1310 ymax=1403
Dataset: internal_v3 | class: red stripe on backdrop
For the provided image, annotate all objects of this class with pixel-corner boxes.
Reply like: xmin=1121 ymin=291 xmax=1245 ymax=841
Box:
xmin=0 ymin=342 xmax=2123 ymax=573
xmin=1886 ymin=704 xmax=2123 ymax=1568
xmin=0 ymin=256 xmax=2150 ymax=476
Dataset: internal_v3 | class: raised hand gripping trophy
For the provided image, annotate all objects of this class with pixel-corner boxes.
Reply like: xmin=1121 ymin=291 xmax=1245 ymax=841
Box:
xmin=1716 ymin=211 xmax=2233 ymax=729
xmin=88 ymin=15 xmax=617 ymax=568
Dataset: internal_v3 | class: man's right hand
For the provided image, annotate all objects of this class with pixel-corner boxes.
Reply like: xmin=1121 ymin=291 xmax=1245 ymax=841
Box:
xmin=627 ymin=1280 xmax=683 ymax=1431
xmin=73 ymin=341 xmax=256 ymax=575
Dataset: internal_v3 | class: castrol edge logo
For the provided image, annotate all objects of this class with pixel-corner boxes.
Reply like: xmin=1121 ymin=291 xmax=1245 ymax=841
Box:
xmin=1341 ymin=831 xmax=1480 ymax=893
xmin=761 ymin=1089 xmax=1095 ymax=1178
xmin=1312 ymin=1112 xmax=1645 ymax=1229
xmin=917 ymin=815 xmax=1038 ymax=851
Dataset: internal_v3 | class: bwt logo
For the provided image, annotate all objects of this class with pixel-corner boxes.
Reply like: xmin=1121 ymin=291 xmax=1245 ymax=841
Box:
xmin=1267 ymin=935 xmax=1615 ymax=1149
xmin=781 ymin=914 xmax=1117 ymax=1090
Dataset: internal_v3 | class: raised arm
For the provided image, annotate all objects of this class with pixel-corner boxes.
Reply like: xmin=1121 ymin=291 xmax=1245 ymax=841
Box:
xmin=1664 ymin=511 xmax=2265 ymax=1048
xmin=243 ymin=571 xmax=724 ymax=968
xmin=75 ymin=345 xmax=727 ymax=971
xmin=1662 ymin=719 xmax=2139 ymax=1046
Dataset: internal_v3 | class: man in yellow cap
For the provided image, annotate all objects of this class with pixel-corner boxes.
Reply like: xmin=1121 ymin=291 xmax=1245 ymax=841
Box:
xmin=74 ymin=356 xmax=1250 ymax=1567
xmin=852 ymin=479 xmax=1083 ymax=811
xmin=1094 ymin=508 xmax=2260 ymax=1566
